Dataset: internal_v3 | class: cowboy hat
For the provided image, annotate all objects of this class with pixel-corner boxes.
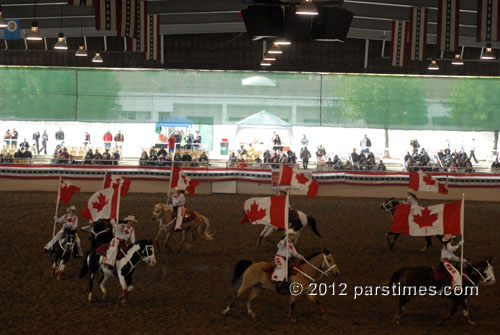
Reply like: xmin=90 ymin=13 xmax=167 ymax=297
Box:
xmin=123 ymin=215 xmax=137 ymax=223
xmin=442 ymin=234 xmax=456 ymax=242
xmin=408 ymin=192 xmax=418 ymax=200
xmin=286 ymin=229 xmax=297 ymax=235
xmin=66 ymin=205 xmax=76 ymax=212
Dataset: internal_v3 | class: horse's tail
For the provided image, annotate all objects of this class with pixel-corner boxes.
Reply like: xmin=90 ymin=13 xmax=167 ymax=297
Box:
xmin=231 ymin=260 xmax=252 ymax=286
xmin=307 ymin=216 xmax=322 ymax=238
xmin=199 ymin=215 xmax=214 ymax=240
xmin=79 ymin=251 xmax=90 ymax=279
xmin=388 ymin=268 xmax=408 ymax=286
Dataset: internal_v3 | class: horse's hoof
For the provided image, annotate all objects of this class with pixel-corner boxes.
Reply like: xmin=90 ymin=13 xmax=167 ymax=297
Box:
xmin=222 ymin=306 xmax=230 ymax=316
xmin=419 ymin=246 xmax=429 ymax=252
xmin=466 ymin=317 xmax=476 ymax=326
xmin=88 ymin=293 xmax=93 ymax=303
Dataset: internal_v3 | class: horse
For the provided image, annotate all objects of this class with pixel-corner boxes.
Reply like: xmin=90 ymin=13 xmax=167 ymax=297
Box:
xmin=389 ymin=257 xmax=495 ymax=325
xmin=256 ymin=209 xmax=322 ymax=246
xmin=50 ymin=228 xmax=76 ymax=279
xmin=380 ymin=198 xmax=443 ymax=251
xmin=222 ymin=249 xmax=340 ymax=320
xmin=79 ymin=239 xmax=156 ymax=303
xmin=79 ymin=219 xmax=114 ymax=297
xmin=151 ymin=203 xmax=214 ymax=252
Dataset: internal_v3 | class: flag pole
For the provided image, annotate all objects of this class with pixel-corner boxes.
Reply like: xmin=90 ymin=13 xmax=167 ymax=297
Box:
xmin=460 ymin=193 xmax=465 ymax=285
xmin=285 ymin=187 xmax=290 ymax=283
xmin=52 ymin=176 xmax=62 ymax=238
xmin=102 ymin=170 xmax=107 ymax=189
xmin=166 ymin=162 xmax=175 ymax=205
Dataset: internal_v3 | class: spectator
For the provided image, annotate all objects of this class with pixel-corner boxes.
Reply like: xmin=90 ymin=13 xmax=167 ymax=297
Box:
xmin=180 ymin=129 xmax=186 ymax=149
xmin=238 ymin=144 xmax=247 ymax=159
xmin=351 ymin=148 xmax=360 ymax=164
xmin=84 ymin=132 xmax=91 ymax=148
xmin=360 ymin=134 xmax=371 ymax=153
xmin=410 ymin=138 xmax=420 ymax=149
xmin=316 ymin=145 xmax=326 ymax=160
xmin=464 ymin=158 xmax=473 ymax=173
xmin=168 ymin=133 xmax=176 ymax=155
xmin=287 ymin=151 xmax=297 ymax=165
xmin=32 ymin=131 xmax=40 ymax=152
xmin=326 ymin=157 xmax=334 ymax=168
xmin=157 ymin=147 xmax=167 ymax=158
xmin=252 ymin=157 xmax=263 ymax=169
xmin=103 ymin=130 xmax=112 ymax=148
xmin=84 ymin=149 xmax=93 ymax=164
xmin=199 ymin=152 xmax=209 ymax=163
xmin=181 ymin=151 xmax=192 ymax=162
xmin=174 ymin=130 xmax=182 ymax=149
xmin=14 ymin=149 xmax=23 ymax=158
xmin=469 ymin=138 xmax=478 ymax=164
xmin=186 ymin=132 xmax=194 ymax=150
xmin=377 ymin=160 xmax=386 ymax=171
xmin=300 ymin=147 xmax=311 ymax=169
xmin=139 ymin=151 xmax=149 ymax=166
xmin=300 ymin=135 xmax=309 ymax=147
xmin=19 ymin=138 xmax=29 ymax=150
xmin=272 ymin=133 xmax=282 ymax=152
xmin=280 ymin=153 xmax=288 ymax=165
xmin=4 ymin=129 xmax=12 ymax=146
xmin=93 ymin=149 xmax=103 ymax=164
xmin=367 ymin=152 xmax=376 ymax=170
xmin=3 ymin=152 xmax=13 ymax=163
xmin=344 ymin=160 xmax=352 ymax=170
xmin=55 ymin=128 xmax=65 ymax=146
xmin=102 ymin=149 xmax=112 ymax=165
xmin=420 ymin=148 xmax=430 ymax=166
xmin=190 ymin=158 xmax=199 ymax=167
xmin=263 ymin=150 xmax=272 ymax=164
xmin=193 ymin=130 xmax=202 ymax=149
xmin=114 ymin=130 xmax=124 ymax=148
xmin=491 ymin=158 xmax=500 ymax=171
xmin=112 ymin=150 xmax=120 ymax=165
xmin=11 ymin=128 xmax=18 ymax=146
xmin=228 ymin=152 xmax=238 ymax=167
xmin=173 ymin=151 xmax=182 ymax=163
xmin=247 ymin=143 xmax=256 ymax=159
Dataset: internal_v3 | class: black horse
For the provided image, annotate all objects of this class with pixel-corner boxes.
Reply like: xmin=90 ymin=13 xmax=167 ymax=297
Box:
xmin=79 ymin=219 xmax=114 ymax=300
xmin=380 ymin=198 xmax=443 ymax=251
xmin=51 ymin=228 xmax=76 ymax=279
xmin=389 ymin=257 xmax=496 ymax=325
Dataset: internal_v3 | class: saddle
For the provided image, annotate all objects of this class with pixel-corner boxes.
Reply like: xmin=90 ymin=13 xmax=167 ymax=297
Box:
xmin=264 ymin=261 xmax=300 ymax=283
xmin=96 ymin=243 xmax=128 ymax=259
xmin=180 ymin=209 xmax=196 ymax=224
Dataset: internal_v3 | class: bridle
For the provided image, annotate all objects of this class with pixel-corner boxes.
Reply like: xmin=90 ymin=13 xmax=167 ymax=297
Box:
xmin=466 ymin=262 xmax=496 ymax=286
xmin=293 ymin=254 xmax=338 ymax=282
xmin=140 ymin=244 xmax=155 ymax=264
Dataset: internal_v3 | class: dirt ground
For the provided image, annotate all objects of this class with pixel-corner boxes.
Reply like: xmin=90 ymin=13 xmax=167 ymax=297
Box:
xmin=1 ymin=192 xmax=498 ymax=335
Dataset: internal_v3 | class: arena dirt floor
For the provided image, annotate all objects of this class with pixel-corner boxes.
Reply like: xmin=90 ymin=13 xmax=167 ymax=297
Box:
xmin=1 ymin=192 xmax=499 ymax=335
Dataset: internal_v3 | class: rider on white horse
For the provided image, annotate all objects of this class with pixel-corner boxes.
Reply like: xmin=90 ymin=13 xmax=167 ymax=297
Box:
xmin=272 ymin=229 xmax=304 ymax=284
xmin=103 ymin=215 xmax=137 ymax=269
xmin=440 ymin=234 xmax=467 ymax=288
xmin=44 ymin=205 xmax=83 ymax=257
xmin=172 ymin=187 xmax=186 ymax=232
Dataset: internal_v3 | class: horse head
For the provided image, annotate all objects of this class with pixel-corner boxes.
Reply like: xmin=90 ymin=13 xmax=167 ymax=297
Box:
xmin=152 ymin=203 xmax=169 ymax=222
xmin=138 ymin=240 xmax=157 ymax=266
xmin=322 ymin=250 xmax=340 ymax=277
xmin=468 ymin=257 xmax=496 ymax=286
xmin=380 ymin=198 xmax=398 ymax=212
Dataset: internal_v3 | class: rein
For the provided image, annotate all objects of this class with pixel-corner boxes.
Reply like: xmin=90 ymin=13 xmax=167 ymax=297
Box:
xmin=293 ymin=254 xmax=337 ymax=282
xmin=467 ymin=263 xmax=493 ymax=286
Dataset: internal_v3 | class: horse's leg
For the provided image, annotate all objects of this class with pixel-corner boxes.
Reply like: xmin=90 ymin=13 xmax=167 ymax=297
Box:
xmin=222 ymin=273 xmax=254 ymax=316
xmin=88 ymin=257 xmax=96 ymax=302
xmin=154 ymin=227 xmax=162 ymax=250
xmin=420 ymin=236 xmax=432 ymax=252
xmin=99 ymin=268 xmax=109 ymax=299
xmin=164 ymin=229 xmax=172 ymax=250
xmin=246 ymin=287 xmax=262 ymax=319
xmin=388 ymin=232 xmax=400 ymax=250
xmin=288 ymin=294 xmax=299 ymax=321
xmin=395 ymin=295 xmax=411 ymax=325
xmin=177 ymin=230 xmax=187 ymax=253
xmin=438 ymin=299 xmax=459 ymax=325
xmin=118 ymin=273 xmax=128 ymax=304
xmin=459 ymin=297 xmax=475 ymax=325
xmin=307 ymin=293 xmax=325 ymax=319
xmin=57 ymin=262 xmax=66 ymax=280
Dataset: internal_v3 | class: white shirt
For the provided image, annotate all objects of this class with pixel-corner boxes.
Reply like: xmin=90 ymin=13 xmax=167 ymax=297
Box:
xmin=276 ymin=238 xmax=300 ymax=258
xmin=56 ymin=214 xmax=78 ymax=230
xmin=172 ymin=193 xmax=185 ymax=207
xmin=405 ymin=196 xmax=418 ymax=206
xmin=115 ymin=224 xmax=135 ymax=244
xmin=441 ymin=242 xmax=462 ymax=262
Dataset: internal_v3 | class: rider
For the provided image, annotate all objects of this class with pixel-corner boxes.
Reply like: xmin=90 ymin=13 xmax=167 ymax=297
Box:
xmin=103 ymin=215 xmax=137 ymax=269
xmin=440 ymin=234 xmax=467 ymax=288
xmin=272 ymin=229 xmax=304 ymax=286
xmin=404 ymin=192 xmax=418 ymax=206
xmin=172 ymin=187 xmax=186 ymax=232
xmin=44 ymin=205 xmax=83 ymax=257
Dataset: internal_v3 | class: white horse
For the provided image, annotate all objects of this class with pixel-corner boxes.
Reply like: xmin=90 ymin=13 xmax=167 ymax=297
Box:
xmin=256 ymin=210 xmax=321 ymax=246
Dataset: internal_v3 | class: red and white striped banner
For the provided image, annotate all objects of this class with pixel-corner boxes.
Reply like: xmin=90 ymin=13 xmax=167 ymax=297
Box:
xmin=477 ymin=0 xmax=500 ymax=42
xmin=118 ymin=0 xmax=138 ymax=38
xmin=390 ymin=20 xmax=408 ymax=67
xmin=409 ymin=7 xmax=428 ymax=61
xmin=146 ymin=14 xmax=161 ymax=61
xmin=95 ymin=0 xmax=119 ymax=31
xmin=437 ymin=0 xmax=460 ymax=52
xmin=128 ymin=0 xmax=146 ymax=52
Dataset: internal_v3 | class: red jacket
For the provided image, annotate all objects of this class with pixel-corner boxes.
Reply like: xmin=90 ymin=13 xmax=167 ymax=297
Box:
xmin=103 ymin=132 xmax=112 ymax=142
xmin=167 ymin=136 xmax=176 ymax=148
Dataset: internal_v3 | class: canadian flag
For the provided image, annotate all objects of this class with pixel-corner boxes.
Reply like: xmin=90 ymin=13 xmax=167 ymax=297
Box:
xmin=409 ymin=170 xmax=448 ymax=194
xmin=392 ymin=200 xmax=462 ymax=236
xmin=170 ymin=164 xmax=199 ymax=195
xmin=278 ymin=164 xmax=319 ymax=197
xmin=241 ymin=194 xmax=289 ymax=229
xmin=59 ymin=179 xmax=81 ymax=205
xmin=81 ymin=187 xmax=119 ymax=222
xmin=103 ymin=174 xmax=131 ymax=196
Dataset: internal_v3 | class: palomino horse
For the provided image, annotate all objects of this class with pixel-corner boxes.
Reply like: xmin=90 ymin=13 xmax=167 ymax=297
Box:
xmin=389 ymin=257 xmax=495 ymax=325
xmin=51 ymin=228 xmax=76 ymax=279
xmin=380 ymin=198 xmax=443 ymax=251
xmin=80 ymin=240 xmax=156 ymax=303
xmin=151 ymin=203 xmax=214 ymax=252
xmin=222 ymin=250 xmax=340 ymax=320
xmin=256 ymin=209 xmax=321 ymax=246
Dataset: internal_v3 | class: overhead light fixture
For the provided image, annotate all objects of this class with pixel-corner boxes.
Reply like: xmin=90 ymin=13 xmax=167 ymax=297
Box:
xmin=481 ymin=43 xmax=496 ymax=60
xmin=268 ymin=45 xmax=283 ymax=54
xmin=26 ymin=0 xmax=43 ymax=40
xmin=54 ymin=5 xmax=67 ymax=50
xmin=451 ymin=53 xmax=464 ymax=66
xmin=92 ymin=51 xmax=103 ymax=63
xmin=273 ymin=39 xmax=291 ymax=46
xmin=260 ymin=60 xmax=272 ymax=66
xmin=428 ymin=59 xmax=439 ymax=71
xmin=75 ymin=45 xmax=88 ymax=57
xmin=296 ymin=0 xmax=319 ymax=16
xmin=263 ymin=54 xmax=276 ymax=61
xmin=0 ymin=5 xmax=7 ymax=28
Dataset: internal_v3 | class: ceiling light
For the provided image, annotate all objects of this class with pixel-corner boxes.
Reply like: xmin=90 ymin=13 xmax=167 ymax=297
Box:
xmin=260 ymin=60 xmax=272 ymax=66
xmin=428 ymin=59 xmax=439 ymax=71
xmin=75 ymin=45 xmax=88 ymax=57
xmin=54 ymin=33 xmax=68 ymax=50
xmin=26 ymin=21 xmax=43 ymax=41
xmin=273 ymin=39 xmax=291 ymax=46
xmin=268 ymin=45 xmax=283 ymax=54
xmin=92 ymin=51 xmax=103 ymax=63
xmin=481 ymin=43 xmax=496 ymax=60
xmin=296 ymin=0 xmax=319 ymax=16
xmin=263 ymin=54 xmax=276 ymax=61
xmin=451 ymin=54 xmax=463 ymax=66
xmin=0 ymin=5 xmax=7 ymax=28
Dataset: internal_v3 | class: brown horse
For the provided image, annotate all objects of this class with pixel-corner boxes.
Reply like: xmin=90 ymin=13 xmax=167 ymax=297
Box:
xmin=151 ymin=203 xmax=214 ymax=252
xmin=389 ymin=257 xmax=495 ymax=325
xmin=222 ymin=250 xmax=340 ymax=320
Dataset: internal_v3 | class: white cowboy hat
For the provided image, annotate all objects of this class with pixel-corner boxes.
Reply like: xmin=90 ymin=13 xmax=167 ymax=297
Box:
xmin=286 ymin=229 xmax=297 ymax=235
xmin=123 ymin=215 xmax=137 ymax=223
xmin=442 ymin=234 xmax=456 ymax=242
xmin=66 ymin=205 xmax=76 ymax=212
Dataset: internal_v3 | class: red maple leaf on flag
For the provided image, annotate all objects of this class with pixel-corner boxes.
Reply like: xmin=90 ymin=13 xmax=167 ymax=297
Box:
xmin=413 ymin=207 xmax=438 ymax=229
xmin=91 ymin=193 xmax=109 ymax=213
xmin=245 ymin=201 xmax=267 ymax=221
xmin=295 ymin=173 xmax=309 ymax=185
xmin=423 ymin=174 xmax=437 ymax=186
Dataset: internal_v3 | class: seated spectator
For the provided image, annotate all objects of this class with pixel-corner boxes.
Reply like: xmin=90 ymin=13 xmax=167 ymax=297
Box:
xmin=199 ymin=152 xmax=209 ymax=163
xmin=93 ymin=149 xmax=103 ymax=164
xmin=367 ymin=155 xmax=376 ymax=170
xmin=84 ymin=149 xmax=94 ymax=164
xmin=344 ymin=160 xmax=352 ymax=170
xmin=377 ymin=160 xmax=386 ymax=171
xmin=190 ymin=158 xmax=199 ymax=167
xmin=0 ymin=153 xmax=3 ymax=163
xmin=252 ymin=157 xmax=263 ymax=169
xmin=3 ymin=152 xmax=13 ymax=163
xmin=14 ymin=149 xmax=23 ymax=158
xmin=263 ymin=150 xmax=272 ymax=164
xmin=406 ymin=157 xmax=414 ymax=171
xmin=157 ymin=147 xmax=167 ymax=157
xmin=112 ymin=150 xmax=120 ymax=165
xmin=19 ymin=138 xmax=29 ymax=150
xmin=157 ymin=154 xmax=168 ymax=167
xmin=287 ymin=151 xmax=297 ymax=165
xmin=237 ymin=158 xmax=247 ymax=169
xmin=316 ymin=145 xmax=326 ymax=160
xmin=404 ymin=151 xmax=411 ymax=164
xmin=464 ymin=158 xmax=473 ymax=173
xmin=181 ymin=151 xmax=192 ymax=162
xmin=173 ymin=152 xmax=182 ymax=162
xmin=102 ymin=149 xmax=112 ymax=165
xmin=139 ymin=151 xmax=149 ymax=166
xmin=491 ymin=158 xmax=500 ymax=171
xmin=420 ymin=148 xmax=430 ymax=166
xmin=149 ymin=147 xmax=157 ymax=158
xmin=23 ymin=148 xmax=33 ymax=160
xmin=228 ymin=152 xmax=238 ymax=165
xmin=238 ymin=144 xmax=247 ymax=159
xmin=351 ymin=148 xmax=360 ymax=164
xmin=326 ymin=157 xmax=334 ymax=168
xmin=280 ymin=153 xmax=288 ymax=164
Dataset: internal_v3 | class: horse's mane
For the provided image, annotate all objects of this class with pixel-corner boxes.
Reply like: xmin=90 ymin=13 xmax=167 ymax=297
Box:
xmin=305 ymin=252 xmax=322 ymax=261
